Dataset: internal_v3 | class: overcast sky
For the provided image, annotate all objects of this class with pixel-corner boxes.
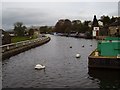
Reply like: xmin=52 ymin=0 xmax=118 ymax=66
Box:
xmin=2 ymin=2 xmax=118 ymax=30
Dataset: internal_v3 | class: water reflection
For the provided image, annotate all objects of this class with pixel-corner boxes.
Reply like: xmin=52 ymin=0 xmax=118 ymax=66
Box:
xmin=4 ymin=35 xmax=120 ymax=88
xmin=88 ymin=69 xmax=120 ymax=89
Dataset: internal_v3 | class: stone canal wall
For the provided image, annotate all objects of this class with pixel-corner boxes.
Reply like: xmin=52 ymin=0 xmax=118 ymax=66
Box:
xmin=1 ymin=37 xmax=51 ymax=60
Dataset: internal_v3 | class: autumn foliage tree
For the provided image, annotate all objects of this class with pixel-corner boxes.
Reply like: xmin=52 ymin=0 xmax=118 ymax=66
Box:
xmin=55 ymin=19 xmax=71 ymax=33
xmin=71 ymin=20 xmax=82 ymax=32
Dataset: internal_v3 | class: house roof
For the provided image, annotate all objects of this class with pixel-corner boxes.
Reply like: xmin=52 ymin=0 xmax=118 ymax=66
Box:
xmin=110 ymin=18 xmax=120 ymax=26
xmin=0 ymin=29 xmax=6 ymax=34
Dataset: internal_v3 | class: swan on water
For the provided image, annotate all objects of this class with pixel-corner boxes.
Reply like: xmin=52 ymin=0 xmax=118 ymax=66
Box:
xmin=35 ymin=64 xmax=45 ymax=70
xmin=76 ymin=54 xmax=80 ymax=58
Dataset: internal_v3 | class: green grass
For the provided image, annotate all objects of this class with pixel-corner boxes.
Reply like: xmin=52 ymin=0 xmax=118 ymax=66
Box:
xmin=11 ymin=36 xmax=37 ymax=43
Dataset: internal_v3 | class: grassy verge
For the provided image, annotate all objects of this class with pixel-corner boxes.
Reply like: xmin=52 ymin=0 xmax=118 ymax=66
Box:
xmin=11 ymin=36 xmax=37 ymax=43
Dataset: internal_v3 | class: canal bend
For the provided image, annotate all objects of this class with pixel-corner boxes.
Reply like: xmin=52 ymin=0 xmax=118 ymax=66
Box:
xmin=2 ymin=35 xmax=120 ymax=88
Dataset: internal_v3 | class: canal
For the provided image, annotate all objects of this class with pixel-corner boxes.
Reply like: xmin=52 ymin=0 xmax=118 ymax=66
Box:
xmin=2 ymin=35 xmax=120 ymax=88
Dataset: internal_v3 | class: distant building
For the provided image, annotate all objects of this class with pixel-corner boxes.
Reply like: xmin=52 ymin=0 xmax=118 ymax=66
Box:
xmin=93 ymin=27 xmax=99 ymax=37
xmin=28 ymin=26 xmax=40 ymax=30
xmin=88 ymin=21 xmax=103 ymax=28
xmin=33 ymin=29 xmax=40 ymax=37
xmin=98 ymin=21 xmax=103 ymax=26
xmin=26 ymin=26 xmax=40 ymax=37
xmin=0 ymin=29 xmax=4 ymax=38
xmin=7 ymin=30 xmax=15 ymax=37
xmin=1 ymin=29 xmax=11 ymax=45
xmin=109 ymin=19 xmax=120 ymax=36
xmin=92 ymin=15 xmax=99 ymax=37
xmin=88 ymin=21 xmax=92 ymax=27
xmin=92 ymin=15 xmax=99 ymax=28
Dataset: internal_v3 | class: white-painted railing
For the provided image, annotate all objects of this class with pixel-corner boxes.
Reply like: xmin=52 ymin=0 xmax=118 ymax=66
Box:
xmin=0 ymin=37 xmax=49 ymax=53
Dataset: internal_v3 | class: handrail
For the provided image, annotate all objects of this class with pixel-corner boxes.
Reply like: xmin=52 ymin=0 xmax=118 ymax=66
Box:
xmin=1 ymin=37 xmax=49 ymax=53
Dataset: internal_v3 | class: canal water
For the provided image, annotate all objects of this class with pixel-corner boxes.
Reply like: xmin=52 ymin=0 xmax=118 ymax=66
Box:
xmin=2 ymin=35 xmax=120 ymax=88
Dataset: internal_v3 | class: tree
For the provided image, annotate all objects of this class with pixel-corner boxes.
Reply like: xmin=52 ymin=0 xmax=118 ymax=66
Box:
xmin=55 ymin=19 xmax=65 ymax=33
xmin=100 ymin=15 xmax=110 ymax=26
xmin=64 ymin=19 xmax=72 ymax=34
xmin=28 ymin=28 xmax=34 ymax=36
xmin=71 ymin=20 xmax=82 ymax=32
xmin=39 ymin=26 xmax=48 ymax=34
xmin=100 ymin=15 xmax=111 ymax=36
xmin=54 ymin=19 xmax=72 ymax=33
xmin=14 ymin=22 xmax=26 ymax=36
xmin=110 ymin=16 xmax=116 ymax=24
xmin=83 ymin=21 xmax=91 ymax=32
xmin=47 ymin=27 xmax=53 ymax=33
xmin=2 ymin=32 xmax=11 ymax=45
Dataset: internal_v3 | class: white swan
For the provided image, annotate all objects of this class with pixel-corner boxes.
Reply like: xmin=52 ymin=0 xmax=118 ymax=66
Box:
xmin=76 ymin=54 xmax=80 ymax=58
xmin=35 ymin=64 xmax=45 ymax=70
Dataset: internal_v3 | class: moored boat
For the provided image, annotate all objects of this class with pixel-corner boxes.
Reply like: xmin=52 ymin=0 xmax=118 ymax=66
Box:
xmin=88 ymin=36 xmax=120 ymax=69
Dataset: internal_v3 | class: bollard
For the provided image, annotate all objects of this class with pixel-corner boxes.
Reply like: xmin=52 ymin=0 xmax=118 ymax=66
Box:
xmin=16 ymin=44 xmax=18 ymax=47
xmin=95 ymin=51 xmax=99 ymax=56
xmin=23 ymin=43 xmax=25 ymax=45
xmin=7 ymin=46 xmax=9 ymax=50
xmin=2 ymin=49 xmax=4 ymax=53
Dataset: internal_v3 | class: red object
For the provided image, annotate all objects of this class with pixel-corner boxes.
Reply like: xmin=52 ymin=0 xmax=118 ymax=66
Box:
xmin=96 ymin=30 xmax=99 ymax=36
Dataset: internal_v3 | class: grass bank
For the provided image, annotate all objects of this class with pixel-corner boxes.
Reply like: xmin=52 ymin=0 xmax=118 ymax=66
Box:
xmin=11 ymin=36 xmax=37 ymax=43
